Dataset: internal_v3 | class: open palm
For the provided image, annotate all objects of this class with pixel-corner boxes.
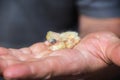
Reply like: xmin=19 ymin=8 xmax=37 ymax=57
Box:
xmin=0 ymin=31 xmax=120 ymax=80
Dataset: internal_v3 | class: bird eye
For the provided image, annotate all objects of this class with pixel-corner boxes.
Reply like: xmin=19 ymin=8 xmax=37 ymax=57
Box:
xmin=48 ymin=39 xmax=57 ymax=44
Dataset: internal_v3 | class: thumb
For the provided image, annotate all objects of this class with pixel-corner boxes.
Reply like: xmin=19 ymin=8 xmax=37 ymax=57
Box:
xmin=107 ymin=41 xmax=120 ymax=66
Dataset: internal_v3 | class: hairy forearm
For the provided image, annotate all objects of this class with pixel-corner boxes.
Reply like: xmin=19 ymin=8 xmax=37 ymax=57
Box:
xmin=79 ymin=16 xmax=120 ymax=37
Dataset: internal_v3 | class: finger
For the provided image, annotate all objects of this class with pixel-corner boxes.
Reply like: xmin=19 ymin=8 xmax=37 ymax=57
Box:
xmin=3 ymin=49 xmax=87 ymax=79
xmin=29 ymin=42 xmax=52 ymax=57
xmin=0 ymin=47 xmax=9 ymax=55
xmin=9 ymin=48 xmax=33 ymax=61
xmin=30 ymin=42 xmax=49 ymax=53
xmin=0 ymin=57 xmax=21 ymax=73
xmin=0 ymin=48 xmax=23 ymax=73
xmin=107 ymin=41 xmax=120 ymax=66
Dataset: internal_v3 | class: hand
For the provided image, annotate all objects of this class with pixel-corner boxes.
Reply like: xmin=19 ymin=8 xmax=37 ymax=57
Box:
xmin=0 ymin=31 xmax=120 ymax=80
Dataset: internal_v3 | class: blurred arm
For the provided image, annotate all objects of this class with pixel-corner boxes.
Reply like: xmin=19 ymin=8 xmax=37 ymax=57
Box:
xmin=79 ymin=16 xmax=120 ymax=37
xmin=76 ymin=0 xmax=120 ymax=37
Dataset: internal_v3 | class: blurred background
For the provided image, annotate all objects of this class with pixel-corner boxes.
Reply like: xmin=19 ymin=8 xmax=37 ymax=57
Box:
xmin=0 ymin=0 xmax=77 ymax=48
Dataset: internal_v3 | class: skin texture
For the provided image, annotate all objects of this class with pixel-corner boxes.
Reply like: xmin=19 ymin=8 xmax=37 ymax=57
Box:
xmin=0 ymin=16 xmax=120 ymax=80
xmin=0 ymin=31 xmax=120 ymax=80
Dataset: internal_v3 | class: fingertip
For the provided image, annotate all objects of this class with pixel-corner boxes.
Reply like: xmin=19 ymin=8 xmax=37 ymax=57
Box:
xmin=108 ymin=42 xmax=120 ymax=66
xmin=3 ymin=65 xmax=31 ymax=79
xmin=0 ymin=47 xmax=9 ymax=55
xmin=30 ymin=42 xmax=49 ymax=53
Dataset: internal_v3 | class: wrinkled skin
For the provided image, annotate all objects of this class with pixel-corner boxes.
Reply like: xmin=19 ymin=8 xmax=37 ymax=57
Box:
xmin=0 ymin=32 xmax=120 ymax=80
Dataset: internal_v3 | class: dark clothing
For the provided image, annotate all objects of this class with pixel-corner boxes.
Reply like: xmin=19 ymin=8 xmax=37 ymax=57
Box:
xmin=0 ymin=0 xmax=119 ymax=48
xmin=0 ymin=0 xmax=77 ymax=48
xmin=78 ymin=0 xmax=120 ymax=18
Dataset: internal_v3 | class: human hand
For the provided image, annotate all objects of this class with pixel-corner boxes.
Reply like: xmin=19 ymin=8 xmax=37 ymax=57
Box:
xmin=0 ymin=31 xmax=120 ymax=80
